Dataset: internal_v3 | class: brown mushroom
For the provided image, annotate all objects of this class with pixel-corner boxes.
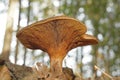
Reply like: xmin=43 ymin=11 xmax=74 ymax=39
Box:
xmin=16 ymin=15 xmax=98 ymax=79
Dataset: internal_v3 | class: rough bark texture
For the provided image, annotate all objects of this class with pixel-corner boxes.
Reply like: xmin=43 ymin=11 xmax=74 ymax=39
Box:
xmin=0 ymin=60 xmax=120 ymax=80
xmin=0 ymin=60 xmax=81 ymax=80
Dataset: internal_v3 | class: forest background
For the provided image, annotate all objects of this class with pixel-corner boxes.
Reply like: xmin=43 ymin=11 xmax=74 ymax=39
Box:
xmin=0 ymin=0 xmax=120 ymax=79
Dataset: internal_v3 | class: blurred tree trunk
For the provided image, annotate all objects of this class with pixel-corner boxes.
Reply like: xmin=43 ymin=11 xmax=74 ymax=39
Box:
xmin=23 ymin=0 xmax=31 ymax=66
xmin=0 ymin=0 xmax=18 ymax=61
xmin=15 ymin=0 xmax=21 ymax=64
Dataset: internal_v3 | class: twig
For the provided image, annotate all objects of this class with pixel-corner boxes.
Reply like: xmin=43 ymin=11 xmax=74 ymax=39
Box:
xmin=94 ymin=65 xmax=113 ymax=80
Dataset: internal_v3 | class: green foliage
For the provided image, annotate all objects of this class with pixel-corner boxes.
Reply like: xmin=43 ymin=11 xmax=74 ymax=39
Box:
xmin=58 ymin=0 xmax=120 ymax=76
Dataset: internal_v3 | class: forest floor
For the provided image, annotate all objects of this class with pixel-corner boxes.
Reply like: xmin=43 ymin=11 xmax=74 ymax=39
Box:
xmin=0 ymin=60 xmax=120 ymax=80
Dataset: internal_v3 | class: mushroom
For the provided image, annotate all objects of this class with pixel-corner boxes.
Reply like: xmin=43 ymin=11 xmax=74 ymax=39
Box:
xmin=16 ymin=15 xmax=98 ymax=79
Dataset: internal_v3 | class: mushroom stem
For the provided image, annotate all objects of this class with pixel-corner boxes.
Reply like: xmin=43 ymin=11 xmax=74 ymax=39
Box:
xmin=48 ymin=55 xmax=68 ymax=79
xmin=50 ymin=56 xmax=63 ymax=73
xmin=48 ymin=49 xmax=67 ymax=74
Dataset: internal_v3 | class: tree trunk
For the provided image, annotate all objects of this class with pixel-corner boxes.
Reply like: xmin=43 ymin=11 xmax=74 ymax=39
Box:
xmin=0 ymin=0 xmax=18 ymax=61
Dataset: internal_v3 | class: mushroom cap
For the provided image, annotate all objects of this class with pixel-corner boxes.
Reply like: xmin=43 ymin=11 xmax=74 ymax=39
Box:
xmin=16 ymin=15 xmax=98 ymax=54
